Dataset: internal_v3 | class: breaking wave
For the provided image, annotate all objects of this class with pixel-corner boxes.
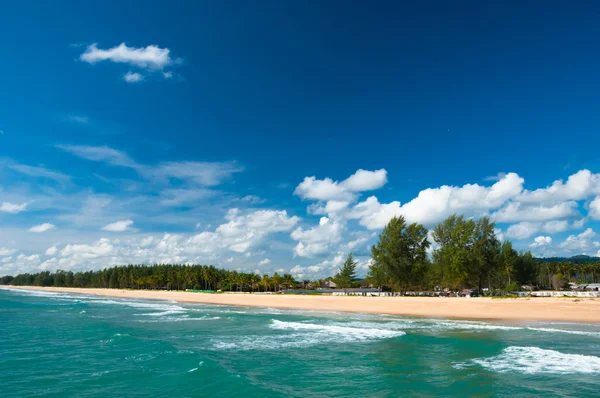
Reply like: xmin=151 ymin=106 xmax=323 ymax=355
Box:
xmin=455 ymin=346 xmax=600 ymax=374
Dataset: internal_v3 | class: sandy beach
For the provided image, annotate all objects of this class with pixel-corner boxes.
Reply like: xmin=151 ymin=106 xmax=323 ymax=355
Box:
xmin=4 ymin=285 xmax=600 ymax=323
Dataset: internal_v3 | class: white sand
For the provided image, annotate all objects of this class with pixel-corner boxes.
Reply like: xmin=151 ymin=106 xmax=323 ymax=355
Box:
xmin=4 ymin=286 xmax=600 ymax=323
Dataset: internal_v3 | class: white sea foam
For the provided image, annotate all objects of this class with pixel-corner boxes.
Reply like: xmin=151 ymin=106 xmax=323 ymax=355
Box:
xmin=526 ymin=327 xmax=600 ymax=337
xmin=212 ymin=320 xmax=405 ymax=351
xmin=136 ymin=316 xmax=221 ymax=323
xmin=270 ymin=320 xmax=405 ymax=340
xmin=89 ymin=298 xmax=187 ymax=316
xmin=188 ymin=368 xmax=198 ymax=373
xmin=456 ymin=346 xmax=600 ymax=374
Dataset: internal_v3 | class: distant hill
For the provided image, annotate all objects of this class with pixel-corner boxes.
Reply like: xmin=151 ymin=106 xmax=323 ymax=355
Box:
xmin=535 ymin=255 xmax=600 ymax=263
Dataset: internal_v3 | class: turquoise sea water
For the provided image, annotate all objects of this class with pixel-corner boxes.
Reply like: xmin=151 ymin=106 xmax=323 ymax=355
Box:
xmin=2 ymin=289 xmax=600 ymax=397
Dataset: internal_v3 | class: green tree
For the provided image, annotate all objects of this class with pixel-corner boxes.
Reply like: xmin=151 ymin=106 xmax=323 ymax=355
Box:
xmin=335 ymin=253 xmax=357 ymax=289
xmin=372 ymin=216 xmax=430 ymax=294
xmin=500 ymin=241 xmax=518 ymax=286
xmin=366 ymin=260 xmax=388 ymax=291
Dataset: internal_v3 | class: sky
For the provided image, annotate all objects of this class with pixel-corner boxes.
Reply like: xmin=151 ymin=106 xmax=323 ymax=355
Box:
xmin=1 ymin=1 xmax=600 ymax=278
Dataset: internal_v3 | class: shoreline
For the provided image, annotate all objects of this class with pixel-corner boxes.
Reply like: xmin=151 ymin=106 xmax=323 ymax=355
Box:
xmin=3 ymin=285 xmax=600 ymax=323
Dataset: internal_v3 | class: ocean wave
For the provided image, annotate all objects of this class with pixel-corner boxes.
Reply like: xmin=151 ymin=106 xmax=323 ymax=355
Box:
xmin=6 ymin=289 xmax=81 ymax=300
xmin=525 ymin=327 xmax=600 ymax=337
xmin=89 ymin=298 xmax=187 ymax=316
xmin=136 ymin=316 xmax=221 ymax=323
xmin=212 ymin=320 xmax=405 ymax=351
xmin=455 ymin=346 xmax=600 ymax=374
xmin=270 ymin=319 xmax=406 ymax=340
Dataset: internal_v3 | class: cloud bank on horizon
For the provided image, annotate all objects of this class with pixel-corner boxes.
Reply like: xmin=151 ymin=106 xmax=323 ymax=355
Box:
xmin=2 ymin=142 xmax=600 ymax=279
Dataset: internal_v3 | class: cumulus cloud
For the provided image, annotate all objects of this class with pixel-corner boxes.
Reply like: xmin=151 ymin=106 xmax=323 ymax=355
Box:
xmin=291 ymin=217 xmax=345 ymax=257
xmin=347 ymin=172 xmax=524 ymax=228
xmin=589 ymin=197 xmax=600 ymax=220
xmin=211 ymin=209 xmax=299 ymax=253
xmin=29 ymin=223 xmax=56 ymax=233
xmin=2 ymin=208 xmax=300 ymax=273
xmin=294 ymin=169 xmax=387 ymax=202
xmin=0 ymin=248 xmax=17 ymax=256
xmin=102 ymin=220 xmax=136 ymax=232
xmin=559 ymin=228 xmax=599 ymax=254
xmin=79 ymin=43 xmax=180 ymax=82
xmin=491 ymin=201 xmax=578 ymax=223
xmin=307 ymin=200 xmax=350 ymax=216
xmin=123 ymin=71 xmax=144 ymax=83
xmin=80 ymin=43 xmax=175 ymax=69
xmin=530 ymin=236 xmax=552 ymax=248
xmin=519 ymin=169 xmax=600 ymax=204
xmin=0 ymin=202 xmax=28 ymax=213
xmin=343 ymin=236 xmax=369 ymax=251
xmin=505 ymin=219 xmax=585 ymax=240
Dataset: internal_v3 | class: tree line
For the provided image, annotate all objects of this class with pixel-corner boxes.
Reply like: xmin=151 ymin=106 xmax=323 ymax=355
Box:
xmin=366 ymin=214 xmax=600 ymax=293
xmin=0 ymin=264 xmax=298 ymax=292
xmin=1 ymin=213 xmax=599 ymax=293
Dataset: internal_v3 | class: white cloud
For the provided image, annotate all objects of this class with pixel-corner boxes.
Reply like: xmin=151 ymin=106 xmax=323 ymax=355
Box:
xmin=0 ymin=202 xmax=28 ymax=213
xmin=58 ymin=145 xmax=242 ymax=186
xmin=240 ymin=195 xmax=266 ymax=204
xmin=559 ymin=228 xmax=599 ymax=253
xmin=259 ymin=258 xmax=271 ymax=265
xmin=294 ymin=169 xmax=387 ymax=202
xmin=123 ymin=71 xmax=144 ymax=83
xmin=60 ymin=238 xmax=115 ymax=260
xmin=506 ymin=222 xmax=540 ymax=240
xmin=0 ymin=248 xmax=17 ymax=256
xmin=530 ymin=236 xmax=552 ymax=248
xmin=159 ymin=188 xmax=217 ymax=206
xmin=519 ymin=169 xmax=600 ymax=204
xmin=307 ymin=200 xmax=350 ymax=216
xmin=57 ymin=145 xmax=138 ymax=168
xmin=45 ymin=246 xmax=58 ymax=256
xmin=102 ymin=219 xmax=136 ymax=232
xmin=80 ymin=43 xmax=175 ymax=70
xmin=9 ymin=164 xmax=71 ymax=182
xmin=343 ymin=236 xmax=369 ymax=251
xmin=342 ymin=169 xmax=388 ymax=192
xmin=67 ymin=115 xmax=89 ymax=124
xmin=153 ymin=161 xmax=243 ymax=186
xmin=347 ymin=172 xmax=524 ymax=228
xmin=505 ymin=220 xmax=583 ymax=240
xmin=211 ymin=209 xmax=299 ymax=253
xmin=589 ymin=197 xmax=600 ymax=220
xmin=346 ymin=196 xmax=402 ymax=230
xmin=29 ymin=223 xmax=56 ymax=233
xmin=491 ymin=201 xmax=578 ymax=223
xmin=226 ymin=257 xmax=234 ymax=262
xmin=484 ymin=172 xmax=507 ymax=182
xmin=291 ymin=217 xmax=345 ymax=257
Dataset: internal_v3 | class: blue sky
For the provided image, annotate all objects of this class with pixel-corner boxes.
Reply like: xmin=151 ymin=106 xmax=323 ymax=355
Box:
xmin=1 ymin=1 xmax=600 ymax=277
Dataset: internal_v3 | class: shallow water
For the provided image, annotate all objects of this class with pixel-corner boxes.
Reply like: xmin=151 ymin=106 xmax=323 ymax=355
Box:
xmin=2 ymin=288 xmax=600 ymax=397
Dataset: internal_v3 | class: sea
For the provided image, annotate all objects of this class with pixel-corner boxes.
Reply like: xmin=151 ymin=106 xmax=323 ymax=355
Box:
xmin=2 ymin=288 xmax=600 ymax=397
